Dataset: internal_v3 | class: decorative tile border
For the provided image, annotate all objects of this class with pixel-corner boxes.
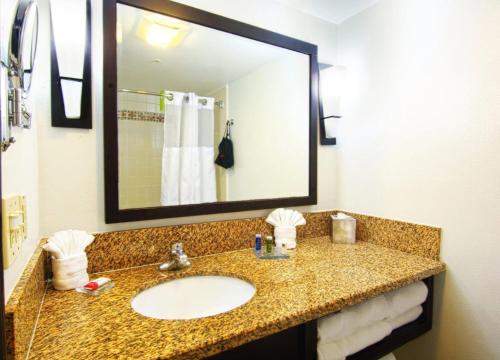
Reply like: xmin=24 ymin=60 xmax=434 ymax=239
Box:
xmin=117 ymin=110 xmax=164 ymax=123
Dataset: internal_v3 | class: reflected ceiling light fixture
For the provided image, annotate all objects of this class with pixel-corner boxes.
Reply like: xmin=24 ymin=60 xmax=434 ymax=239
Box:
xmin=137 ymin=15 xmax=190 ymax=48
xmin=50 ymin=0 xmax=92 ymax=128
xmin=318 ymin=63 xmax=346 ymax=146
xmin=146 ymin=23 xmax=178 ymax=47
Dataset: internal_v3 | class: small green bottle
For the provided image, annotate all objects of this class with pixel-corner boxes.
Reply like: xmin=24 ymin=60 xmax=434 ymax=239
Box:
xmin=266 ymin=236 xmax=273 ymax=254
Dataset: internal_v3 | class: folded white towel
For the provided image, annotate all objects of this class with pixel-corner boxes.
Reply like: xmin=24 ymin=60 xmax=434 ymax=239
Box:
xmin=43 ymin=229 xmax=94 ymax=259
xmin=51 ymin=254 xmax=88 ymax=278
xmin=52 ymin=273 xmax=89 ymax=291
xmin=385 ymin=281 xmax=428 ymax=318
xmin=387 ymin=305 xmax=423 ymax=330
xmin=265 ymin=208 xmax=306 ymax=227
xmin=318 ymin=295 xmax=389 ymax=343
xmin=274 ymin=226 xmax=298 ymax=249
xmin=317 ymin=320 xmax=392 ymax=360
xmin=43 ymin=230 xmax=94 ymax=291
xmin=316 ymin=282 xmax=427 ymax=360
xmin=51 ymin=253 xmax=89 ymax=290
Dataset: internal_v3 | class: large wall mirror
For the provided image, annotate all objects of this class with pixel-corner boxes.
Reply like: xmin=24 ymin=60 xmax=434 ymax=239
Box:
xmin=103 ymin=0 xmax=318 ymax=223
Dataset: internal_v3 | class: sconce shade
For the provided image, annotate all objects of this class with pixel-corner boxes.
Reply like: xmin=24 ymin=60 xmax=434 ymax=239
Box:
xmin=50 ymin=0 xmax=86 ymax=78
xmin=318 ymin=63 xmax=345 ymax=145
xmin=50 ymin=0 xmax=91 ymax=128
xmin=60 ymin=79 xmax=82 ymax=118
xmin=320 ymin=65 xmax=345 ymax=119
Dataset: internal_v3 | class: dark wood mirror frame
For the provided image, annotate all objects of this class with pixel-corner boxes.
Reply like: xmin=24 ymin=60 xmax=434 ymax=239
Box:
xmin=103 ymin=0 xmax=319 ymax=223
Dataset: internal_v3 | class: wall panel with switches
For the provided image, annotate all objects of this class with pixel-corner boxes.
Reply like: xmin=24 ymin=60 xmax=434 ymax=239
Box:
xmin=2 ymin=195 xmax=27 ymax=268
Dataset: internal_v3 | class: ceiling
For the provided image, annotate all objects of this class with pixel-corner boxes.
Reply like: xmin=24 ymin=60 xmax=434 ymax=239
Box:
xmin=116 ymin=0 xmax=377 ymax=95
xmin=273 ymin=0 xmax=379 ymax=24
xmin=117 ymin=4 xmax=301 ymax=95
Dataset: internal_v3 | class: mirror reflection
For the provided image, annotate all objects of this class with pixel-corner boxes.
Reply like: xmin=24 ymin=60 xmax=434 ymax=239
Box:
xmin=117 ymin=4 xmax=310 ymax=209
xmin=10 ymin=0 xmax=38 ymax=94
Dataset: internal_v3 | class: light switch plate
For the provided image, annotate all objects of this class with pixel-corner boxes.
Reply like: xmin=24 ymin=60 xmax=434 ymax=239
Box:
xmin=2 ymin=195 xmax=27 ymax=268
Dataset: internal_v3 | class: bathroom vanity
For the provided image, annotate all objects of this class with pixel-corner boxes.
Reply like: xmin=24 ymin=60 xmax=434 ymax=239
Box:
xmin=1 ymin=1 xmax=446 ymax=359
xmin=21 ymin=235 xmax=443 ymax=359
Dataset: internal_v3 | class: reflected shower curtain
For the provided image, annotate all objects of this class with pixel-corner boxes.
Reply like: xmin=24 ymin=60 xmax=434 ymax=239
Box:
xmin=161 ymin=92 xmax=216 ymax=205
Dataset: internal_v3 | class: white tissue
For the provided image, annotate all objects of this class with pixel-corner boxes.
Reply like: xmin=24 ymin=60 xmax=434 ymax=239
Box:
xmin=332 ymin=212 xmax=352 ymax=220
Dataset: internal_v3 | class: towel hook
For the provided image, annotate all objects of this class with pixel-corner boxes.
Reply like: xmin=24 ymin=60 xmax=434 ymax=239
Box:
xmin=224 ymin=119 xmax=234 ymax=139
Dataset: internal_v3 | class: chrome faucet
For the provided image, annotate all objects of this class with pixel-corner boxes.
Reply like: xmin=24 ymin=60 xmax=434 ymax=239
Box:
xmin=159 ymin=242 xmax=191 ymax=271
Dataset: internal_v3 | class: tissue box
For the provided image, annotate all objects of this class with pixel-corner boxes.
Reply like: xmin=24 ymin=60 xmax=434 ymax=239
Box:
xmin=331 ymin=214 xmax=356 ymax=244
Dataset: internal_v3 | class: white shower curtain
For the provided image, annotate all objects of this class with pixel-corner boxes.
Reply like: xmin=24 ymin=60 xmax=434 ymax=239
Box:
xmin=160 ymin=92 xmax=217 ymax=206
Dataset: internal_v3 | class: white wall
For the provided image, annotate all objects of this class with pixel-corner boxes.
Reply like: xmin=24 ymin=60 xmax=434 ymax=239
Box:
xmin=37 ymin=0 xmax=339 ymax=236
xmin=1 ymin=0 xmax=46 ymax=300
xmin=337 ymin=0 xmax=500 ymax=358
xmin=227 ymin=55 xmax=309 ymax=201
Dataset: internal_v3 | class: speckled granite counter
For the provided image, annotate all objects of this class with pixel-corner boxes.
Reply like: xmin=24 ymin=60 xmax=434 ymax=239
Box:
xmin=27 ymin=236 xmax=445 ymax=360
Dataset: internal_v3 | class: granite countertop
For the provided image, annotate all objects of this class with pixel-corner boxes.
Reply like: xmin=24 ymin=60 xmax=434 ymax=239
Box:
xmin=28 ymin=236 xmax=445 ymax=360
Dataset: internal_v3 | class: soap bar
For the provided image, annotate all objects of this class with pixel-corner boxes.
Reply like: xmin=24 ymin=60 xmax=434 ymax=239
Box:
xmin=76 ymin=279 xmax=115 ymax=296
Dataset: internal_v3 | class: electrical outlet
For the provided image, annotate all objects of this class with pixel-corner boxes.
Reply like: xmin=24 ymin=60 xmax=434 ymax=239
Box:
xmin=2 ymin=195 xmax=27 ymax=268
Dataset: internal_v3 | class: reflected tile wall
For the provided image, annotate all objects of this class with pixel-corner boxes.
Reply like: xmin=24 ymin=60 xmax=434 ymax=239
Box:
xmin=118 ymin=92 xmax=164 ymax=209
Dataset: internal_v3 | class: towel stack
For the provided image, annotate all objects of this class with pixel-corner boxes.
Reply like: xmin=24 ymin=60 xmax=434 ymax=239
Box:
xmin=265 ymin=208 xmax=306 ymax=249
xmin=42 ymin=230 xmax=95 ymax=291
xmin=317 ymin=281 xmax=428 ymax=360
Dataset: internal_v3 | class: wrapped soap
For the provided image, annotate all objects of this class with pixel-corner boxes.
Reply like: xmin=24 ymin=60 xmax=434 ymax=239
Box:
xmin=330 ymin=213 xmax=356 ymax=244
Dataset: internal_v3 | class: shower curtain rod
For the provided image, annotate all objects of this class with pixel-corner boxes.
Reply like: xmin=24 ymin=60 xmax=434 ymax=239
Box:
xmin=118 ymin=88 xmax=224 ymax=108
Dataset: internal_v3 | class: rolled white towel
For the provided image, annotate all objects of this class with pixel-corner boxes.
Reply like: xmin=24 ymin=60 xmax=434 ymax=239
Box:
xmin=51 ymin=254 xmax=88 ymax=278
xmin=51 ymin=253 xmax=89 ymax=290
xmin=387 ymin=305 xmax=423 ymax=330
xmin=318 ymin=295 xmax=389 ymax=343
xmin=384 ymin=281 xmax=427 ymax=318
xmin=317 ymin=320 xmax=392 ymax=360
xmin=274 ymin=226 xmax=297 ymax=249
xmin=265 ymin=208 xmax=306 ymax=227
xmin=44 ymin=230 xmax=94 ymax=259
xmin=52 ymin=272 xmax=89 ymax=291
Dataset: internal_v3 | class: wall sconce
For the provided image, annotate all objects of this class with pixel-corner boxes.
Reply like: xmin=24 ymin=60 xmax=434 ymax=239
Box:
xmin=50 ymin=0 xmax=92 ymax=128
xmin=319 ymin=63 xmax=345 ymax=146
xmin=1 ymin=0 xmax=39 ymax=152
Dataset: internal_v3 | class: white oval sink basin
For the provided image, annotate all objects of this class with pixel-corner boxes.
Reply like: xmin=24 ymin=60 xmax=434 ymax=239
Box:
xmin=131 ymin=275 xmax=256 ymax=320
